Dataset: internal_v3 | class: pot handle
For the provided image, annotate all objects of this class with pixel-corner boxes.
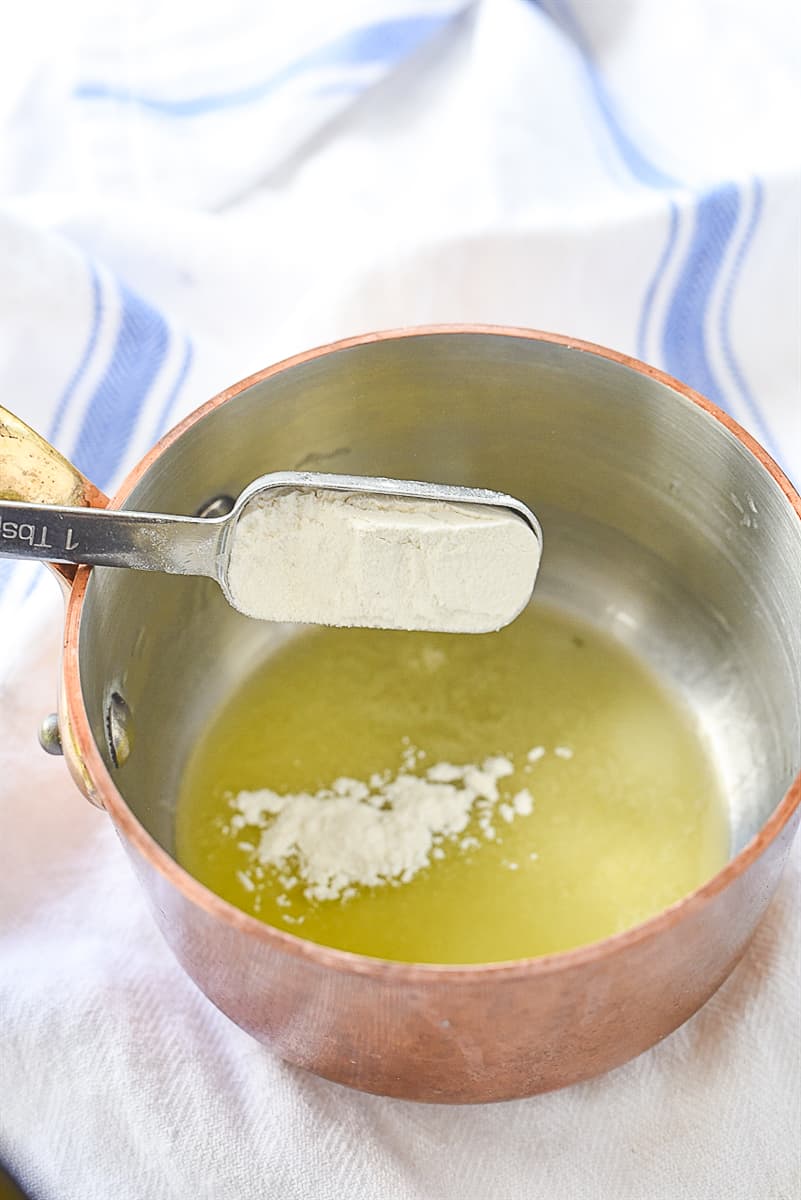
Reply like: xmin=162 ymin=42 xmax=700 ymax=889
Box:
xmin=0 ymin=406 xmax=111 ymax=802
xmin=0 ymin=406 xmax=109 ymax=589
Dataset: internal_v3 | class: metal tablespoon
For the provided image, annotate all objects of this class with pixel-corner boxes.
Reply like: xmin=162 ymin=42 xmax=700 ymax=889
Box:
xmin=0 ymin=407 xmax=541 ymax=633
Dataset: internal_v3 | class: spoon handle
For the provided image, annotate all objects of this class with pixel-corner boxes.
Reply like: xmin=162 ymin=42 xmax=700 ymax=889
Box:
xmin=0 ymin=499 xmax=221 ymax=578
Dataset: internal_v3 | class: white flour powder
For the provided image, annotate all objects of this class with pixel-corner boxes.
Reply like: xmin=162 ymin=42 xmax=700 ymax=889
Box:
xmin=225 ymin=488 xmax=539 ymax=632
xmin=229 ymin=743 xmax=569 ymax=902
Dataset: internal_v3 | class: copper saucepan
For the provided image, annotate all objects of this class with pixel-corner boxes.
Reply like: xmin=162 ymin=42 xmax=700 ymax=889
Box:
xmin=3 ymin=327 xmax=800 ymax=1104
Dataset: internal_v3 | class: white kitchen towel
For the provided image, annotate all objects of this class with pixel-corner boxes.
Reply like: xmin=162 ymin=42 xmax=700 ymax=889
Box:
xmin=1 ymin=2 xmax=799 ymax=1197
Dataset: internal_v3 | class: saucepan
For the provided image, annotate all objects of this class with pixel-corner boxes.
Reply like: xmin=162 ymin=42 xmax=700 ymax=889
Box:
xmin=2 ymin=327 xmax=800 ymax=1104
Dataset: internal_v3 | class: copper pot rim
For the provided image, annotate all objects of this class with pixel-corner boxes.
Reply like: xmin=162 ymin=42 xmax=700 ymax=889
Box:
xmin=61 ymin=324 xmax=801 ymax=983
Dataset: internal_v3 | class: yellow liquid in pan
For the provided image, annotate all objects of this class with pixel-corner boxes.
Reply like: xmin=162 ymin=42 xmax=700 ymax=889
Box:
xmin=175 ymin=605 xmax=729 ymax=963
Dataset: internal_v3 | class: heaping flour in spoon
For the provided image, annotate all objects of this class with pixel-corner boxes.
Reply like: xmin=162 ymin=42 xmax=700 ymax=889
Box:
xmin=228 ymin=743 xmax=549 ymax=903
xmin=224 ymin=488 xmax=539 ymax=632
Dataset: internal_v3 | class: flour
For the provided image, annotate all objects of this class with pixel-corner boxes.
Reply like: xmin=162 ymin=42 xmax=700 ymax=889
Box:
xmin=225 ymin=488 xmax=539 ymax=632
xmin=229 ymin=744 xmax=568 ymax=903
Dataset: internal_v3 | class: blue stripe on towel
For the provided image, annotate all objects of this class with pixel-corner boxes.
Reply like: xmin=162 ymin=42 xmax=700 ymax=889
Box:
xmin=0 ymin=262 xmax=104 ymax=600
xmin=153 ymin=336 xmax=194 ymax=438
xmin=0 ymin=562 xmax=14 ymax=598
xmin=75 ymin=14 xmax=452 ymax=116
xmin=636 ymin=200 xmax=680 ymax=361
xmin=537 ymin=1 xmax=778 ymax=459
xmin=50 ymin=262 xmax=104 ymax=445
xmin=718 ymin=179 xmax=779 ymax=458
xmin=2 ymin=284 xmax=186 ymax=604
xmin=540 ymin=0 xmax=677 ymax=190
xmin=71 ymin=283 xmax=169 ymax=489
xmin=661 ymin=184 xmax=739 ymax=411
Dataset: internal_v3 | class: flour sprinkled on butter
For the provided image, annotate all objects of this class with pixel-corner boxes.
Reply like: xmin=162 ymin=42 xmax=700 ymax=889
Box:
xmin=228 ymin=745 xmax=552 ymax=907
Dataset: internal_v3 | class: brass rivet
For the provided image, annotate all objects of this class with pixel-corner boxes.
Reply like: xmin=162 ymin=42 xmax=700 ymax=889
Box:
xmin=105 ymin=692 xmax=133 ymax=768
xmin=38 ymin=713 xmax=63 ymax=756
xmin=195 ymin=494 xmax=234 ymax=519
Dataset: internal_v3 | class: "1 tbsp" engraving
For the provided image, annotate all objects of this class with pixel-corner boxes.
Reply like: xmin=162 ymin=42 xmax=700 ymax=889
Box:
xmin=1 ymin=521 xmax=79 ymax=551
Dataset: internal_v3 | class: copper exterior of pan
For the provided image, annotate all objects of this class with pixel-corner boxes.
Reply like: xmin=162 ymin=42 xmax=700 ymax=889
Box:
xmin=9 ymin=328 xmax=799 ymax=1103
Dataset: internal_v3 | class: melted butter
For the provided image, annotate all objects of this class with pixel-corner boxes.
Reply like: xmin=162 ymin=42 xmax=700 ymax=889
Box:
xmin=175 ymin=604 xmax=729 ymax=963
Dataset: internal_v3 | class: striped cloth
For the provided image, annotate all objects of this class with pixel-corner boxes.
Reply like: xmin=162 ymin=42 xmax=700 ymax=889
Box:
xmin=1 ymin=0 xmax=799 ymax=667
xmin=1 ymin=3 xmax=799 ymax=1198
